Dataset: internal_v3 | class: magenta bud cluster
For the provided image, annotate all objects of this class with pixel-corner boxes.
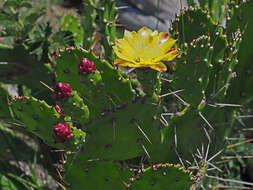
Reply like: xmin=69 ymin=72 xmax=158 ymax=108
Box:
xmin=78 ymin=58 xmax=96 ymax=74
xmin=54 ymin=82 xmax=72 ymax=100
xmin=52 ymin=123 xmax=72 ymax=143
xmin=54 ymin=105 xmax=66 ymax=118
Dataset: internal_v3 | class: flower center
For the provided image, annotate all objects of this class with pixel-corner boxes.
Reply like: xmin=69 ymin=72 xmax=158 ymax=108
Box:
xmin=135 ymin=58 xmax=140 ymax=62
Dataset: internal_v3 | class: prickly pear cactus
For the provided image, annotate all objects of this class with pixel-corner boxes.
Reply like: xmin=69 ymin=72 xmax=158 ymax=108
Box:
xmin=6 ymin=44 xmax=195 ymax=189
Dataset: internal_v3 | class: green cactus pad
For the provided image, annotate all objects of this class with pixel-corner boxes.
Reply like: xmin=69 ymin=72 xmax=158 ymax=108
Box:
xmin=198 ymin=0 xmax=228 ymax=23
xmin=129 ymin=163 xmax=193 ymax=190
xmin=208 ymin=38 xmax=240 ymax=101
xmin=97 ymin=0 xmax=117 ymax=61
xmin=81 ymin=0 xmax=97 ymax=49
xmin=57 ymin=90 xmax=89 ymax=125
xmin=226 ymin=0 xmax=253 ymax=106
xmin=171 ymin=36 xmax=212 ymax=107
xmin=171 ymin=7 xmax=216 ymax=45
xmin=79 ymin=96 xmax=161 ymax=160
xmin=204 ymin=33 xmax=230 ymax=101
xmin=171 ymin=3 xmax=237 ymax=103
xmin=55 ymin=47 xmax=135 ymax=119
xmin=11 ymin=96 xmax=86 ymax=150
xmin=226 ymin=1 xmax=248 ymax=37
xmin=150 ymin=109 xmax=206 ymax=162
xmin=64 ymin=160 xmax=130 ymax=190
xmin=135 ymin=69 xmax=161 ymax=98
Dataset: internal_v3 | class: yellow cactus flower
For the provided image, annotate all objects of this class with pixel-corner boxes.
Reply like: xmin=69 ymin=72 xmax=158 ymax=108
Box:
xmin=112 ymin=27 xmax=179 ymax=72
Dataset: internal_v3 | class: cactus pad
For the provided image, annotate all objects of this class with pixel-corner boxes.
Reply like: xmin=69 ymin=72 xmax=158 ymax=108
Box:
xmin=129 ymin=163 xmax=193 ymax=190
xmin=64 ymin=160 xmax=129 ymax=190
xmin=171 ymin=36 xmax=212 ymax=107
xmin=79 ymin=97 xmax=162 ymax=160
xmin=11 ymin=96 xmax=86 ymax=150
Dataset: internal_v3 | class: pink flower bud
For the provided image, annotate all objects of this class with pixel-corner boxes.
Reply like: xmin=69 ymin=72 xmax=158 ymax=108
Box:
xmin=54 ymin=82 xmax=72 ymax=100
xmin=52 ymin=123 xmax=72 ymax=143
xmin=54 ymin=105 xmax=66 ymax=118
xmin=78 ymin=58 xmax=96 ymax=74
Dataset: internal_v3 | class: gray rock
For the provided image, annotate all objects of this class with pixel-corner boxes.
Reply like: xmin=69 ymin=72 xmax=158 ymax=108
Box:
xmin=117 ymin=0 xmax=189 ymax=32
xmin=5 ymin=84 xmax=18 ymax=97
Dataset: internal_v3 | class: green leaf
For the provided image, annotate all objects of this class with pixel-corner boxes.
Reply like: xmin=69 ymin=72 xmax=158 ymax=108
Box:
xmin=24 ymin=12 xmax=42 ymax=26
xmin=3 ymin=1 xmax=19 ymax=8
xmin=51 ymin=31 xmax=75 ymax=49
xmin=0 ymin=174 xmax=19 ymax=190
xmin=20 ymin=2 xmax=32 ymax=8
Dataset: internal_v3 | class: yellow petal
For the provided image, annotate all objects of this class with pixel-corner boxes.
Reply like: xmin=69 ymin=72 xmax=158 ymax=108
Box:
xmin=124 ymin=30 xmax=139 ymax=46
xmin=154 ymin=49 xmax=179 ymax=62
xmin=117 ymin=39 xmax=135 ymax=58
xmin=159 ymin=39 xmax=177 ymax=53
xmin=137 ymin=27 xmax=158 ymax=45
xmin=137 ymin=27 xmax=153 ymax=38
xmin=149 ymin=62 xmax=167 ymax=72
xmin=112 ymin=45 xmax=133 ymax=62
xmin=114 ymin=59 xmax=137 ymax=68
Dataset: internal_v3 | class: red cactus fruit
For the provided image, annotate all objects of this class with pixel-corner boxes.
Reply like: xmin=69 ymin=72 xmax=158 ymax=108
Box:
xmin=52 ymin=123 xmax=72 ymax=143
xmin=54 ymin=82 xmax=72 ymax=100
xmin=54 ymin=105 xmax=66 ymax=118
xmin=78 ymin=58 xmax=96 ymax=74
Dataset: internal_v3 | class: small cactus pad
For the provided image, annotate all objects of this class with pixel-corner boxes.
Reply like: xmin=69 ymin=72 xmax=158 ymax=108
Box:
xmin=135 ymin=69 xmax=161 ymax=98
xmin=64 ymin=160 xmax=130 ymax=190
xmin=57 ymin=90 xmax=89 ymax=125
xmin=198 ymin=0 xmax=228 ymax=23
xmin=171 ymin=7 xmax=216 ymax=44
xmin=129 ymin=163 xmax=193 ymax=190
xmin=81 ymin=1 xmax=96 ymax=50
xmin=11 ymin=96 xmax=86 ymax=150
xmin=96 ymin=0 xmax=117 ymax=61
